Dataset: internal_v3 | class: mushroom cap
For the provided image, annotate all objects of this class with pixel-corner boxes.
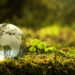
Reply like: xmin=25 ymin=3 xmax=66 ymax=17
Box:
xmin=0 ymin=23 xmax=25 ymax=60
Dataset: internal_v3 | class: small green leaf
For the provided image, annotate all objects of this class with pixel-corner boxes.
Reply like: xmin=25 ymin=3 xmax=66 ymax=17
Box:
xmin=46 ymin=47 xmax=56 ymax=52
xmin=38 ymin=42 xmax=46 ymax=49
xmin=31 ymin=39 xmax=40 ymax=46
xmin=29 ymin=47 xmax=36 ymax=52
xmin=45 ymin=48 xmax=49 ymax=52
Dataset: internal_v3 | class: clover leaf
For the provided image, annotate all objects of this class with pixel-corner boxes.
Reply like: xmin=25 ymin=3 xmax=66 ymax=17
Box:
xmin=45 ymin=47 xmax=56 ymax=52
xmin=31 ymin=39 xmax=40 ymax=46
xmin=37 ymin=42 xmax=46 ymax=49
xmin=29 ymin=47 xmax=36 ymax=52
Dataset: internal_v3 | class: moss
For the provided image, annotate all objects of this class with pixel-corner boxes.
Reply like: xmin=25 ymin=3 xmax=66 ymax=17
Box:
xmin=0 ymin=54 xmax=75 ymax=75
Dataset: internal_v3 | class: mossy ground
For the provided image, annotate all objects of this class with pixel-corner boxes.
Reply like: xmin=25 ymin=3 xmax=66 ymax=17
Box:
xmin=0 ymin=54 xmax=75 ymax=75
xmin=0 ymin=25 xmax=75 ymax=75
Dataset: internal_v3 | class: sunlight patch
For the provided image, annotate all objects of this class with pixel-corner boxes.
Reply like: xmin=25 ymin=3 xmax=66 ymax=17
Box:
xmin=0 ymin=55 xmax=5 ymax=61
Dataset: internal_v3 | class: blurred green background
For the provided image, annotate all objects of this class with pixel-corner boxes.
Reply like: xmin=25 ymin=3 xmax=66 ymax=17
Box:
xmin=0 ymin=0 xmax=75 ymax=28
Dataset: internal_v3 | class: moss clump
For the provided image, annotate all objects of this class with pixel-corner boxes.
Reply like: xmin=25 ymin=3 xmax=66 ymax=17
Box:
xmin=0 ymin=54 xmax=75 ymax=75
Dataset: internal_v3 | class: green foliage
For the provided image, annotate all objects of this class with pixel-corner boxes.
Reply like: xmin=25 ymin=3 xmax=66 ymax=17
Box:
xmin=29 ymin=47 xmax=36 ymax=53
xmin=29 ymin=39 xmax=58 ymax=54
xmin=29 ymin=39 xmax=47 ymax=53
xmin=39 ymin=25 xmax=61 ymax=37
xmin=37 ymin=42 xmax=46 ymax=49
xmin=0 ymin=0 xmax=75 ymax=27
xmin=45 ymin=47 xmax=56 ymax=53
xmin=48 ymin=47 xmax=56 ymax=51
xmin=31 ymin=39 xmax=40 ymax=46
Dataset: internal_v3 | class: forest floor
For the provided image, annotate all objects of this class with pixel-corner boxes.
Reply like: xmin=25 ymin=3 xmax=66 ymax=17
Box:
xmin=0 ymin=25 xmax=75 ymax=75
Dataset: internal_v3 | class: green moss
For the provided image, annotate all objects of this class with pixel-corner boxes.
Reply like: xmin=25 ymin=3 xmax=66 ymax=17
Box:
xmin=0 ymin=54 xmax=75 ymax=75
xmin=0 ymin=26 xmax=75 ymax=75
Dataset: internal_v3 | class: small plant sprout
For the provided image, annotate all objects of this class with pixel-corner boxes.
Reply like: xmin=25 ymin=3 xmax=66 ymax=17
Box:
xmin=37 ymin=42 xmax=46 ymax=50
xmin=29 ymin=39 xmax=46 ymax=54
xmin=31 ymin=39 xmax=40 ymax=46
xmin=45 ymin=47 xmax=56 ymax=53
xmin=29 ymin=47 xmax=36 ymax=53
xmin=29 ymin=39 xmax=58 ymax=54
